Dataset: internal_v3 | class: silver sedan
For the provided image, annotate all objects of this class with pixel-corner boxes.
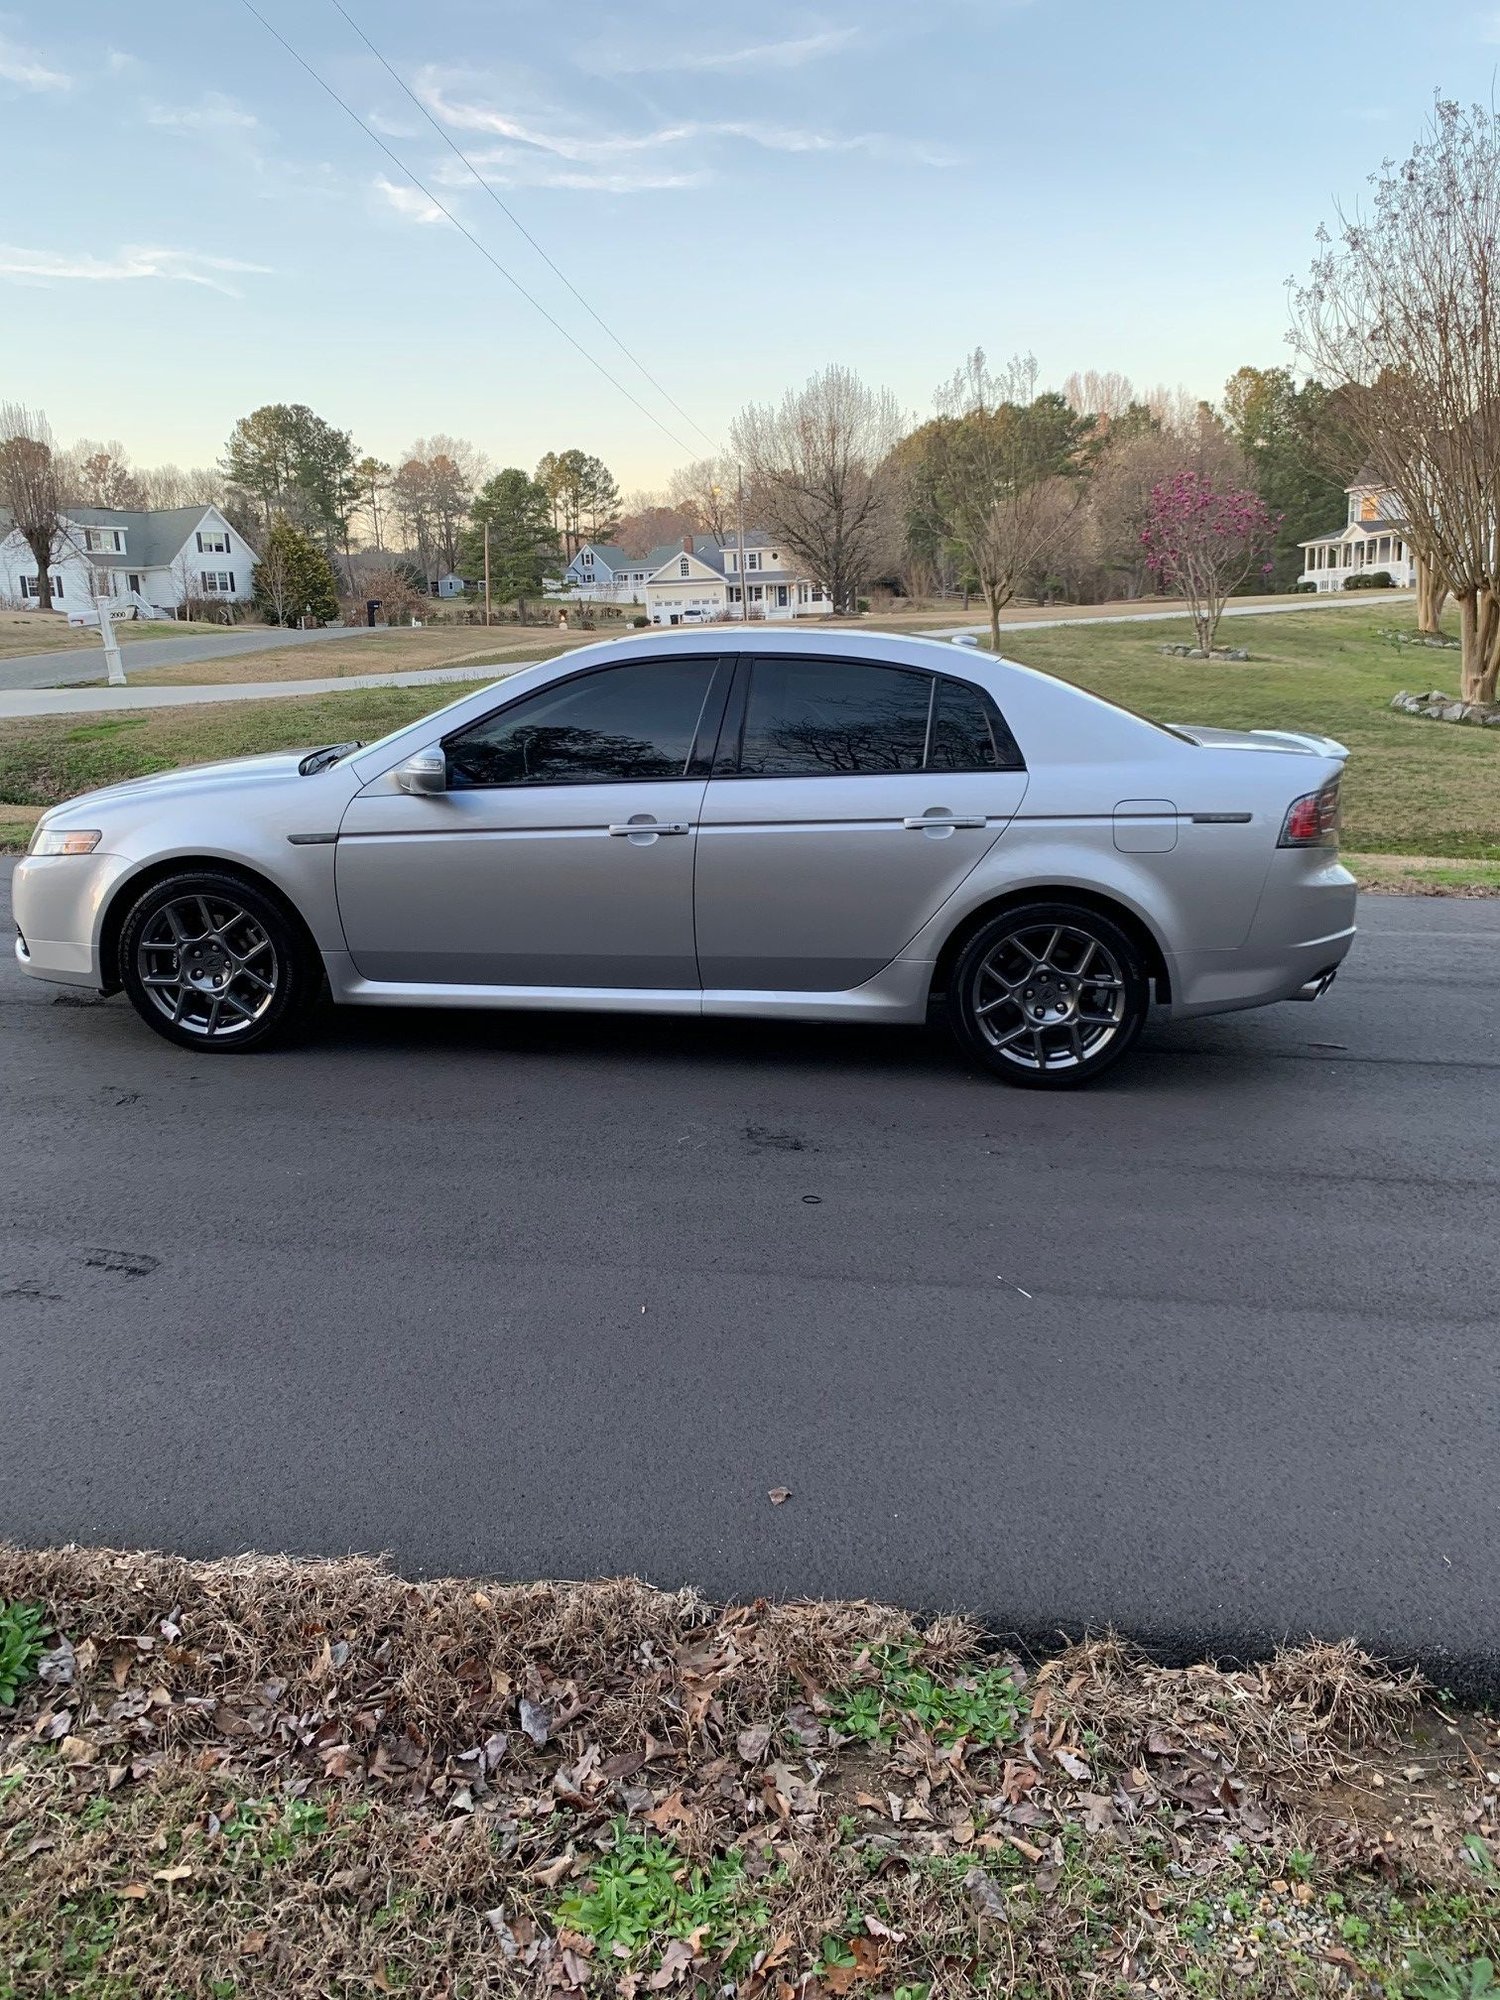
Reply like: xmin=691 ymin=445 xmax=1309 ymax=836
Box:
xmin=12 ymin=627 xmax=1356 ymax=1088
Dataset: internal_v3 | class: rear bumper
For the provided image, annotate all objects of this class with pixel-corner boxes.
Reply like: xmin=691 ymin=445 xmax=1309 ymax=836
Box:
xmin=1164 ymin=857 xmax=1357 ymax=1020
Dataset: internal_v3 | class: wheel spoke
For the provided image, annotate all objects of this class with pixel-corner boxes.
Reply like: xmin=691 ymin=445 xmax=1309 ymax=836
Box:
xmin=135 ymin=890 xmax=280 ymax=1038
xmin=971 ymin=920 xmax=1131 ymax=1072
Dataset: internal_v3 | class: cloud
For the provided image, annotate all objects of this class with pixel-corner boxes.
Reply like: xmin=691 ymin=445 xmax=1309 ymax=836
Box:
xmin=588 ymin=26 xmax=860 ymax=74
xmin=0 ymin=244 xmax=270 ymax=295
xmin=367 ymin=108 xmax=421 ymax=138
xmin=145 ymin=92 xmax=261 ymax=138
xmin=414 ymin=73 xmax=953 ymax=167
xmin=431 ymin=152 xmax=705 ymax=194
xmin=373 ymin=176 xmax=446 ymax=224
xmin=0 ymin=26 xmax=68 ymax=90
xmin=1482 ymin=7 xmax=1500 ymax=38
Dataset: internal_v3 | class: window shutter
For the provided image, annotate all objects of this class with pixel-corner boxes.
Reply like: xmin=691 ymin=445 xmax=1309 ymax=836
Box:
xmin=228 ymin=573 xmax=235 ymax=593
xmin=196 ymin=532 xmax=203 ymax=552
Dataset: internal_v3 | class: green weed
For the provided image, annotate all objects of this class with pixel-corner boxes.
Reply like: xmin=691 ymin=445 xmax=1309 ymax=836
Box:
xmin=824 ymin=1644 xmax=1022 ymax=1749
xmin=0 ymin=1601 xmax=49 ymax=1707
xmin=555 ymin=1821 xmax=769 ymax=1973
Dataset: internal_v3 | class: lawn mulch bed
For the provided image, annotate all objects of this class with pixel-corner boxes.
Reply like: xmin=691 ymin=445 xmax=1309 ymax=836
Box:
xmin=1 ymin=1546 xmax=1496 ymax=1998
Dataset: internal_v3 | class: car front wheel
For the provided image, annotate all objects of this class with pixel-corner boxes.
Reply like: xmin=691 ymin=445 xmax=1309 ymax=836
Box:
xmin=117 ymin=870 xmax=322 ymax=1053
xmin=949 ymin=901 xmax=1150 ymax=1088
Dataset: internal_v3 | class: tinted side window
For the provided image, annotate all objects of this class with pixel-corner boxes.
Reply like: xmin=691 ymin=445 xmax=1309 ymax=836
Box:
xmin=927 ymin=675 xmax=1024 ymax=772
xmin=737 ymin=658 xmax=931 ymax=776
xmin=446 ymin=659 xmax=715 ymax=787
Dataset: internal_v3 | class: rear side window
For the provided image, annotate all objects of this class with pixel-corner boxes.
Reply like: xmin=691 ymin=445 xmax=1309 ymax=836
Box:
xmin=928 ymin=675 xmax=1024 ymax=772
xmin=445 ymin=658 xmax=716 ymax=787
xmin=737 ymin=658 xmax=932 ymax=776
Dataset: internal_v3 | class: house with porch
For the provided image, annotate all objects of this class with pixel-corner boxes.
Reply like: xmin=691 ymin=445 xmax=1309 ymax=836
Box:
xmin=1298 ymin=473 xmax=1418 ymax=592
xmin=0 ymin=503 xmax=258 ymax=620
xmin=560 ymin=543 xmax=656 ymax=602
xmin=641 ymin=533 xmax=833 ymax=625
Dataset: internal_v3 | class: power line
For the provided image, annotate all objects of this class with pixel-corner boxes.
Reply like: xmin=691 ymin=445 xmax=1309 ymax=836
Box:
xmin=326 ymin=0 xmax=721 ymax=457
xmin=235 ymin=0 xmax=703 ymax=461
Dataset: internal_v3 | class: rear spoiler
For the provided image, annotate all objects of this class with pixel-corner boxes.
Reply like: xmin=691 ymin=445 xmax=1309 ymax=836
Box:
xmin=1248 ymin=729 xmax=1350 ymax=762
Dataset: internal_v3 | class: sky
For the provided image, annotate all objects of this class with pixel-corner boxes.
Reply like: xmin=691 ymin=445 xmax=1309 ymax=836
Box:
xmin=2 ymin=0 xmax=1498 ymax=494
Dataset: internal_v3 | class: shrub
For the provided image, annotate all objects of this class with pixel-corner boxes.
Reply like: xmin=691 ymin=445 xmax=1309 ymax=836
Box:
xmin=631 ymin=615 xmax=649 ymax=628
xmin=1345 ymin=570 xmax=1394 ymax=590
xmin=1292 ymin=579 xmax=1317 ymax=593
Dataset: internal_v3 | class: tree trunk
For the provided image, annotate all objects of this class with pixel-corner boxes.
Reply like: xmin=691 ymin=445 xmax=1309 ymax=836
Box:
xmin=1415 ymin=550 xmax=1449 ymax=635
xmin=1459 ymin=586 xmax=1500 ymax=704
xmin=988 ymin=590 xmax=1001 ymax=654
xmin=23 ymin=527 xmax=54 ymax=611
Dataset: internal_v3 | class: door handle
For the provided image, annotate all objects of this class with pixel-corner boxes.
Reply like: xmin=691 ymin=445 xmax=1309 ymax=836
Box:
xmin=902 ymin=815 xmax=987 ymax=830
xmin=608 ymin=821 xmax=691 ymax=836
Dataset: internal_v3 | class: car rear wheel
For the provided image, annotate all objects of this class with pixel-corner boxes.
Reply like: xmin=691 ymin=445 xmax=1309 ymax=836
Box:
xmin=118 ymin=870 xmax=321 ymax=1053
xmin=949 ymin=901 xmax=1149 ymax=1088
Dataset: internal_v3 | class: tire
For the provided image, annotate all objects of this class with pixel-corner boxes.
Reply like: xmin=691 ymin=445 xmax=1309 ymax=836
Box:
xmin=117 ymin=869 xmax=323 ymax=1053
xmin=948 ymin=900 xmax=1149 ymax=1089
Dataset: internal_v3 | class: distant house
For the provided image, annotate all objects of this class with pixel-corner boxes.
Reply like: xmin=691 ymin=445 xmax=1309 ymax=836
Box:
xmin=642 ymin=533 xmax=832 ymax=625
xmin=1299 ymin=474 xmax=1418 ymax=592
xmin=0 ymin=503 xmax=258 ymax=619
xmin=562 ymin=543 xmax=656 ymax=602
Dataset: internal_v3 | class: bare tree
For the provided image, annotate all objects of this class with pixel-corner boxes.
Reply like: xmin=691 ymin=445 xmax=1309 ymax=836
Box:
xmin=904 ymin=351 xmax=1095 ymax=649
xmin=1290 ymin=96 xmax=1500 ymax=702
xmin=68 ymin=439 xmax=145 ymax=508
xmin=667 ymin=457 xmax=736 ymax=545
xmin=0 ymin=404 xmax=72 ymax=611
xmin=388 ymin=458 xmax=438 ymax=588
xmin=731 ymin=365 xmax=905 ymax=613
xmin=1062 ymin=370 xmax=1140 ymax=421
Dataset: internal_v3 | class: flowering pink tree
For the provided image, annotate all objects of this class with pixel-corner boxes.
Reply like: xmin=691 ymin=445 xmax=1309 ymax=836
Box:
xmin=1140 ymin=471 xmax=1278 ymax=655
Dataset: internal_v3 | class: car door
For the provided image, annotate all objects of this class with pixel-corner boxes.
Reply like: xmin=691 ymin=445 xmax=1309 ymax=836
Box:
xmin=694 ymin=654 xmax=1028 ymax=992
xmin=335 ymin=655 xmax=727 ymax=988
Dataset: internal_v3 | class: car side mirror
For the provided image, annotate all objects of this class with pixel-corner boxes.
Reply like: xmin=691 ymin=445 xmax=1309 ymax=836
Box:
xmin=395 ymin=750 xmax=447 ymax=796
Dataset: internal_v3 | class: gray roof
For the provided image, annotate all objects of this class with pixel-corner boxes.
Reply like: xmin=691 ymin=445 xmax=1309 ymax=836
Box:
xmin=571 ymin=542 xmax=634 ymax=570
xmin=0 ymin=503 xmax=253 ymax=568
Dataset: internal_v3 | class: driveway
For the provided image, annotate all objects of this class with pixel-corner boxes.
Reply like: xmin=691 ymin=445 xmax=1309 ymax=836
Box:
xmin=0 ymin=623 xmax=391 ymax=694
xmin=2 ymin=871 xmax=1497 ymax=1691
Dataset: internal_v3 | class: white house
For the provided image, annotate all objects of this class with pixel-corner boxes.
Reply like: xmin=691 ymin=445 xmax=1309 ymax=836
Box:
xmin=561 ymin=543 xmax=656 ymax=602
xmin=559 ymin=533 xmax=835 ymax=620
xmin=641 ymin=534 xmax=832 ymax=625
xmin=1299 ymin=474 xmax=1418 ymax=592
xmin=0 ymin=504 xmax=259 ymax=620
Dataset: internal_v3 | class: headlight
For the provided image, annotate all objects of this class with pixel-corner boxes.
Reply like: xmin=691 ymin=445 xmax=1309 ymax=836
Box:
xmin=27 ymin=827 xmax=103 ymax=857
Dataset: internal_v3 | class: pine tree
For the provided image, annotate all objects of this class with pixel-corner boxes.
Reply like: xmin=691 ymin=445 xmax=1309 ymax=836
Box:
xmin=463 ymin=469 xmax=558 ymax=616
xmin=252 ymin=516 xmax=341 ymax=627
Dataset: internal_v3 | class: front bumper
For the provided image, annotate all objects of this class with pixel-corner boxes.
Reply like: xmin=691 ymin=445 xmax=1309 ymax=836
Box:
xmin=11 ymin=851 xmax=130 ymax=991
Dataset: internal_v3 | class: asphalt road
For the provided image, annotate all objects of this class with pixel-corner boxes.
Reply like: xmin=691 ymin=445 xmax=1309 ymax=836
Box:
xmin=2 ymin=866 xmax=1497 ymax=1690
xmin=0 ymin=623 xmax=385 ymax=693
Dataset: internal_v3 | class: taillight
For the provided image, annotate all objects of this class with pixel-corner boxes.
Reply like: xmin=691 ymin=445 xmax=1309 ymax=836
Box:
xmin=1278 ymin=778 xmax=1341 ymax=848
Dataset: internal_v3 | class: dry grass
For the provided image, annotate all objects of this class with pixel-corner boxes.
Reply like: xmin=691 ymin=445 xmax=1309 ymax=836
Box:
xmin=2 ymin=1546 xmax=1495 ymax=1999
xmin=1350 ymin=853 xmax=1500 ymax=895
xmin=129 ymin=629 xmax=598 ymax=686
xmin=0 ymin=804 xmax=41 ymax=853
xmin=0 ymin=613 xmax=227 ymax=662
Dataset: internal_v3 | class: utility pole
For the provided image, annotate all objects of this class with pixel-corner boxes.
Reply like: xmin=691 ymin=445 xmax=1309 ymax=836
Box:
xmin=736 ymin=466 xmax=748 ymax=622
xmin=483 ymin=518 xmax=492 ymax=627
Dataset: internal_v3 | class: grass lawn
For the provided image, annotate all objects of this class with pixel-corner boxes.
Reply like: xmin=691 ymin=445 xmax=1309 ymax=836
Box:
xmin=991 ymin=606 xmax=1497 ymax=863
xmin=129 ymin=627 xmax=596 ymax=686
xmin=0 ymin=612 xmax=231 ymax=662
xmin=2 ymin=1544 xmax=1496 ymax=1998
xmin=1 ymin=606 xmax=1493 ymax=873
